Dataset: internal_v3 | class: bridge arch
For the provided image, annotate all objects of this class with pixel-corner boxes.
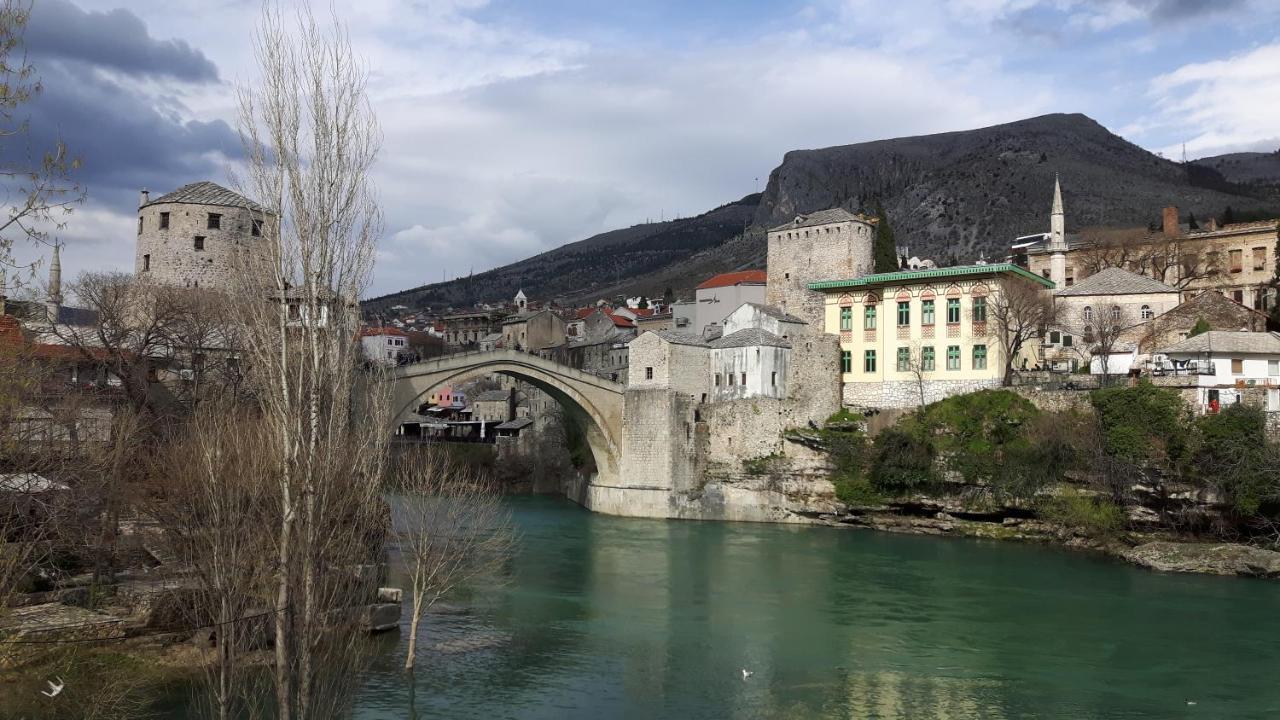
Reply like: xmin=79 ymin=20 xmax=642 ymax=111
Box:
xmin=388 ymin=350 xmax=625 ymax=485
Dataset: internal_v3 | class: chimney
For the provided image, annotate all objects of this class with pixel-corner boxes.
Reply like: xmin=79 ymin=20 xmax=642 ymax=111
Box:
xmin=139 ymin=188 xmax=150 ymax=207
xmin=1162 ymin=206 xmax=1179 ymax=238
xmin=1206 ymin=217 xmax=1218 ymax=232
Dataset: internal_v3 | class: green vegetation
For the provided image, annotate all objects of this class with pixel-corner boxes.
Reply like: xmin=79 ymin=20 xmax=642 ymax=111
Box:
xmin=1189 ymin=317 xmax=1211 ymax=337
xmin=1038 ymin=490 xmax=1125 ymax=540
xmin=1193 ymin=405 xmax=1276 ymax=516
xmin=872 ymin=200 xmax=899 ymax=273
xmin=1089 ymin=381 xmax=1189 ymax=476
xmin=742 ymin=453 xmax=783 ymax=476
xmin=868 ymin=426 xmax=938 ymax=495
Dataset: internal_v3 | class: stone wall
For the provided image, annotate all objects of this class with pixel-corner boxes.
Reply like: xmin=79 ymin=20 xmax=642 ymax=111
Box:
xmin=766 ymin=219 xmax=873 ymax=326
xmin=136 ymin=201 xmax=266 ymax=289
xmin=843 ymin=378 xmax=1001 ymax=409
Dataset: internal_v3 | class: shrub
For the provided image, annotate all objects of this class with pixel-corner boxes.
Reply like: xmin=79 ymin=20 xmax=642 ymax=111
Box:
xmin=834 ymin=476 xmax=885 ymax=507
xmin=1039 ymin=490 xmax=1125 ymax=539
xmin=868 ymin=427 xmax=938 ymax=495
xmin=911 ymin=389 xmax=1041 ymax=487
xmin=1193 ymin=404 xmax=1277 ymax=516
xmin=1089 ymin=381 xmax=1189 ymax=472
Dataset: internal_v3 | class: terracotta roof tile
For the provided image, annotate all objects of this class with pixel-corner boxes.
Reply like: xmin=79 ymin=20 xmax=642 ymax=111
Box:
xmin=696 ymin=270 xmax=767 ymax=291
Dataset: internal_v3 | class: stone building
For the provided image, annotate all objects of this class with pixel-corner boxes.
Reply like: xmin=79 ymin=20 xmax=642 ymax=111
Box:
xmin=135 ymin=182 xmax=272 ymax=290
xmin=1138 ymin=290 xmax=1274 ymax=354
xmin=501 ymin=309 xmax=566 ymax=353
xmin=766 ymin=208 xmax=876 ymax=326
xmin=1047 ymin=267 xmax=1182 ymax=359
xmin=809 ymin=263 xmax=1055 ymax=408
xmin=1015 ymin=180 xmax=1280 ymax=310
xmin=442 ymin=310 xmax=495 ymax=348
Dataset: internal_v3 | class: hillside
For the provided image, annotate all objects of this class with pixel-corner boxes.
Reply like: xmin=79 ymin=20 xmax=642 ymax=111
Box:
xmin=1193 ymin=151 xmax=1280 ymax=189
xmin=367 ymin=113 xmax=1280 ymax=311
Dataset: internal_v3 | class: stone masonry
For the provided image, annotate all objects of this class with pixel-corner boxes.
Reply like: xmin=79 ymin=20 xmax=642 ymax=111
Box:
xmin=135 ymin=182 xmax=271 ymax=290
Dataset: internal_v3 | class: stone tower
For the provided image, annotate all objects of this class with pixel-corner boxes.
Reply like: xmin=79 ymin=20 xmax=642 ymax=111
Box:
xmin=765 ymin=208 xmax=875 ymax=326
xmin=135 ymin=181 xmax=271 ymax=290
xmin=1048 ymin=176 xmax=1067 ymax=289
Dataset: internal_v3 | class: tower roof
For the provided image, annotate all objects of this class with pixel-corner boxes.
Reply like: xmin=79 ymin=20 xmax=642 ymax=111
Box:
xmin=143 ymin=181 xmax=268 ymax=213
xmin=1051 ymin=175 xmax=1064 ymax=216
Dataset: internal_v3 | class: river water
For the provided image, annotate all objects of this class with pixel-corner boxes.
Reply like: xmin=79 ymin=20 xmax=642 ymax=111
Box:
xmin=346 ymin=496 xmax=1280 ymax=719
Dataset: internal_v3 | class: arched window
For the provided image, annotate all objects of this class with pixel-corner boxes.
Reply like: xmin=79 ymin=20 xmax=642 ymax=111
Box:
xmin=1083 ymin=306 xmax=1094 ymax=322
xmin=1083 ymin=325 xmax=1094 ymax=342
xmin=1140 ymin=305 xmax=1153 ymax=320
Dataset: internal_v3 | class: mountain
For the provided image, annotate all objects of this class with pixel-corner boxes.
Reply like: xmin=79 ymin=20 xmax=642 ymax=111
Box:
xmin=1192 ymin=151 xmax=1280 ymax=189
xmin=366 ymin=113 xmax=1280 ymax=312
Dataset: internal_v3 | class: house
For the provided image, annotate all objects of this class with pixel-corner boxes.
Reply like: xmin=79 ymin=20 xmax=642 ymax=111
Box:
xmin=1139 ymin=290 xmax=1275 ymax=355
xmin=427 ymin=386 xmax=467 ymax=411
xmin=627 ymin=330 xmax=711 ymax=400
xmin=1157 ymin=331 xmax=1280 ymax=413
xmin=692 ymin=270 xmax=767 ymax=338
xmin=471 ymin=389 xmax=514 ymax=423
xmin=478 ymin=332 xmax=503 ymax=352
xmin=809 ymin=263 xmax=1055 ymax=408
xmin=501 ymin=309 xmax=566 ymax=353
xmin=1045 ymin=266 xmax=1182 ymax=374
xmin=359 ymin=326 xmax=408 ymax=365
xmin=441 ymin=310 xmax=495 ymax=348
xmin=635 ymin=312 xmax=673 ymax=333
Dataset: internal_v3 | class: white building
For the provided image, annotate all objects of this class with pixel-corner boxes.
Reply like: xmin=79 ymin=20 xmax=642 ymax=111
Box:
xmin=1158 ymin=331 xmax=1280 ymax=412
xmin=692 ymin=270 xmax=766 ymax=338
xmin=360 ymin=326 xmax=408 ymax=365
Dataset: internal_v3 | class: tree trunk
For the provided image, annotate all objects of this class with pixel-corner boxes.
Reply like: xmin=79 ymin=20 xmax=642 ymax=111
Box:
xmin=275 ymin=508 xmax=294 ymax=720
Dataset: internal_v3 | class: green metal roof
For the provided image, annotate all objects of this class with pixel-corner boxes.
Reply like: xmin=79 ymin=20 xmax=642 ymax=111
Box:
xmin=807 ymin=263 xmax=1055 ymax=291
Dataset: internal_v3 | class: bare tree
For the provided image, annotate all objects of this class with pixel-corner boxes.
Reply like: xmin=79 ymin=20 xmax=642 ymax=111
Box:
xmin=234 ymin=5 xmax=391 ymax=718
xmin=0 ymin=0 xmax=85 ymax=286
xmin=389 ymin=445 xmax=514 ymax=672
xmin=1059 ymin=301 xmax=1131 ymax=383
xmin=1074 ymin=227 xmax=1223 ymax=290
xmin=989 ymin=278 xmax=1056 ymax=386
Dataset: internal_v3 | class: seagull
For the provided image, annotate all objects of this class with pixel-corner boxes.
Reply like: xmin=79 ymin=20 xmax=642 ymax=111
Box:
xmin=42 ymin=677 xmax=64 ymax=698
xmin=741 ymin=669 xmax=754 ymax=681
xmin=1186 ymin=700 xmax=1197 ymax=706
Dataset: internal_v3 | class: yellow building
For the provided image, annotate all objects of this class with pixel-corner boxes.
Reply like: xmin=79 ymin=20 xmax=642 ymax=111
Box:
xmin=809 ymin=264 xmax=1054 ymax=408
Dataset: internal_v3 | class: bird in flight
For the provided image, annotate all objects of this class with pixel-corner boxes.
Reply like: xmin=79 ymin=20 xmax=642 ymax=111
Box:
xmin=42 ymin=677 xmax=64 ymax=698
xmin=741 ymin=669 xmax=754 ymax=681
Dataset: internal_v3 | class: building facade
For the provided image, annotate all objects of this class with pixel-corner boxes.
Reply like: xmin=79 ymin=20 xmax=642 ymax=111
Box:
xmin=692 ymin=270 xmax=766 ymax=337
xmin=810 ymin=264 xmax=1055 ymax=408
xmin=766 ymin=208 xmax=876 ymax=326
xmin=135 ymin=182 xmax=272 ymax=290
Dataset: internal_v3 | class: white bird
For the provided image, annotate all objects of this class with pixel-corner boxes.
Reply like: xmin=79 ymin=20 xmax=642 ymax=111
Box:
xmin=42 ymin=676 xmax=64 ymax=698
xmin=741 ymin=669 xmax=754 ymax=681
xmin=1186 ymin=700 xmax=1197 ymax=706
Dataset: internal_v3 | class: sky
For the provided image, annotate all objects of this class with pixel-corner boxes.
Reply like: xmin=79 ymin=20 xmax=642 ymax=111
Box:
xmin=12 ymin=0 xmax=1280 ymax=298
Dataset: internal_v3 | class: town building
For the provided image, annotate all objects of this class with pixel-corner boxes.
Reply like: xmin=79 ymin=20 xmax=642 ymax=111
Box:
xmin=1138 ymin=290 xmax=1274 ymax=355
xmin=766 ymin=208 xmax=877 ymax=325
xmin=135 ymin=182 xmax=272 ymax=290
xmin=441 ymin=310 xmax=495 ymax=348
xmin=809 ymin=264 xmax=1054 ymax=408
xmin=471 ymin=389 xmax=515 ymax=423
xmin=634 ymin=312 xmax=673 ymax=334
xmin=359 ymin=326 xmax=408 ymax=365
xmin=1157 ymin=331 xmax=1280 ymax=413
xmin=691 ymin=270 xmax=766 ymax=337
xmin=501 ymin=309 xmax=566 ymax=353
xmin=1013 ymin=180 xmax=1279 ymax=310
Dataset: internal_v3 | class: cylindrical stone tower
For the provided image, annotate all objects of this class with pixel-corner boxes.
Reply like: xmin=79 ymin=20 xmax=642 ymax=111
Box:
xmin=135 ymin=181 xmax=271 ymax=290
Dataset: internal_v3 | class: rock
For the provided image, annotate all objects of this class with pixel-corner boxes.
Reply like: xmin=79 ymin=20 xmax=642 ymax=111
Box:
xmin=377 ymin=587 xmax=403 ymax=603
xmin=1123 ymin=542 xmax=1280 ymax=578
xmin=362 ymin=602 xmax=401 ymax=633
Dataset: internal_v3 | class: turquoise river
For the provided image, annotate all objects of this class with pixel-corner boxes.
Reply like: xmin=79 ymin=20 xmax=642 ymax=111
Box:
xmin=339 ymin=496 xmax=1280 ymax=719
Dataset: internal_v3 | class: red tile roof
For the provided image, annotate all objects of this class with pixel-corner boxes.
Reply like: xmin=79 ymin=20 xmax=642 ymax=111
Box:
xmin=696 ymin=270 xmax=766 ymax=290
xmin=607 ymin=313 xmax=635 ymax=328
xmin=360 ymin=326 xmax=408 ymax=337
xmin=631 ymin=308 xmax=655 ymax=317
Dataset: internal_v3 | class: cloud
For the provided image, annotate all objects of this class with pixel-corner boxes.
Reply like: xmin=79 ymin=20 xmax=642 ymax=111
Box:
xmin=1142 ymin=43 xmax=1280 ymax=158
xmin=26 ymin=0 xmax=219 ymax=82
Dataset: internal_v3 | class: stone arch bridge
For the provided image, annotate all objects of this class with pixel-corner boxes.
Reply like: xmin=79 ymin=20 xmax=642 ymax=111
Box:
xmin=388 ymin=350 xmax=625 ymax=486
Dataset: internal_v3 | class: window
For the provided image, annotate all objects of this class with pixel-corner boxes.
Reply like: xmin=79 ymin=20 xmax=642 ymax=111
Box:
xmin=897 ymin=347 xmax=911 ymax=372
xmin=1232 ymin=289 xmax=1244 ymax=304
xmin=288 ymin=303 xmax=301 ymax=321
xmin=1231 ymin=359 xmax=1243 ymax=375
xmin=142 ymin=254 xmax=150 ymax=271
xmin=1269 ymin=360 xmax=1279 ymax=377
xmin=973 ymin=344 xmax=987 ymax=370
xmin=946 ymin=345 xmax=960 ymax=370
xmin=740 ymin=372 xmax=746 ymax=386
xmin=1049 ymin=331 xmax=1061 ymax=344
xmin=1109 ymin=306 xmax=1121 ymax=321
xmin=1083 ymin=306 xmax=1094 ymax=322
xmin=841 ymin=351 xmax=852 ymax=374
xmin=645 ymin=366 xmax=654 ymax=380
xmin=1254 ymin=247 xmax=1267 ymax=271
xmin=1229 ymin=249 xmax=1242 ymax=273
xmin=252 ymin=219 xmax=263 ymax=237
xmin=864 ymin=305 xmax=877 ymax=330
xmin=194 ymin=235 xmax=205 ymax=251
xmin=715 ymin=373 xmax=721 ymax=386
xmin=159 ymin=212 xmax=170 ymax=229
xmin=946 ymin=298 xmax=960 ymax=324
xmin=728 ymin=373 xmax=736 ymax=386
xmin=1065 ymin=268 xmax=1074 ymax=287
xmin=897 ymin=301 xmax=910 ymax=326
xmin=972 ymin=297 xmax=987 ymax=323
xmin=922 ymin=346 xmax=935 ymax=371
xmin=1063 ymin=334 xmax=1073 ymax=348
xmin=864 ymin=350 xmax=877 ymax=373
xmin=771 ymin=371 xmax=776 ymax=386
xmin=1140 ymin=305 xmax=1153 ymax=320
xmin=137 ymin=217 xmax=143 ymax=234
xmin=922 ymin=299 xmax=935 ymax=325
xmin=207 ymin=213 xmax=222 ymax=230
xmin=839 ymin=306 xmax=853 ymax=331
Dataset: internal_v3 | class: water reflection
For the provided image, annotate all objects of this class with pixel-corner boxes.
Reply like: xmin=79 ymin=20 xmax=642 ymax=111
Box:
xmin=343 ymin=496 xmax=1280 ymax=720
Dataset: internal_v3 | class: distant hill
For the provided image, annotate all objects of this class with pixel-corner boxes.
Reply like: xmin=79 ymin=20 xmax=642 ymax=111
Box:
xmin=1192 ymin=150 xmax=1280 ymax=189
xmin=367 ymin=113 xmax=1280 ymax=312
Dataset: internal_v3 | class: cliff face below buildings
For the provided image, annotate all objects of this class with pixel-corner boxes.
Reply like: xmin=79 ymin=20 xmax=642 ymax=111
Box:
xmin=367 ymin=114 xmax=1280 ymax=313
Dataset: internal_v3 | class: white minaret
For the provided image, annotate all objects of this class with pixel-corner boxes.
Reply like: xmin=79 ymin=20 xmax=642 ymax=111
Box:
xmin=1048 ymin=175 xmax=1067 ymax=289
xmin=46 ymin=242 xmax=62 ymax=322
xmin=514 ymin=288 xmax=527 ymax=312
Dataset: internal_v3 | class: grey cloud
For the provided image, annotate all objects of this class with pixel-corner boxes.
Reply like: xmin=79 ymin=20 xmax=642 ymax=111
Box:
xmin=26 ymin=0 xmax=219 ymax=82
xmin=1141 ymin=0 xmax=1246 ymax=22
